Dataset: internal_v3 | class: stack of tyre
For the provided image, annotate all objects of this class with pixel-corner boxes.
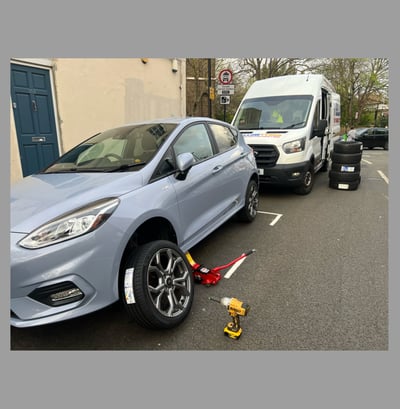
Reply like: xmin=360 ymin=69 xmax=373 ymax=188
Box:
xmin=329 ymin=140 xmax=363 ymax=191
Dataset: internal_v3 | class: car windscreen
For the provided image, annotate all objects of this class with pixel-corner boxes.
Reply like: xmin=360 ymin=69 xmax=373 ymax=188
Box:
xmin=232 ymin=95 xmax=313 ymax=130
xmin=43 ymin=123 xmax=177 ymax=173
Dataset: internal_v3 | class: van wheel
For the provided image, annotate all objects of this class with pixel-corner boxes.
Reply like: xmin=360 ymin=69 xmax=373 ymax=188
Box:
xmin=120 ymin=240 xmax=194 ymax=329
xmin=294 ymin=167 xmax=314 ymax=195
xmin=237 ymin=179 xmax=259 ymax=222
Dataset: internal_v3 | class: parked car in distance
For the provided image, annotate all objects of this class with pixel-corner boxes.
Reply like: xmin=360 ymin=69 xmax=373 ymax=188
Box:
xmin=10 ymin=117 xmax=259 ymax=329
xmin=354 ymin=127 xmax=388 ymax=150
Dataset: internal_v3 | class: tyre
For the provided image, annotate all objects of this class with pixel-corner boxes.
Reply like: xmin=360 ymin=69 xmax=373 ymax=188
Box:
xmin=237 ymin=179 xmax=259 ymax=222
xmin=329 ymin=170 xmax=361 ymax=183
xmin=294 ymin=166 xmax=314 ymax=195
xmin=331 ymin=151 xmax=362 ymax=164
xmin=333 ymin=140 xmax=363 ymax=154
xmin=330 ymin=162 xmax=360 ymax=173
xmin=121 ymin=240 xmax=194 ymax=329
xmin=329 ymin=177 xmax=360 ymax=191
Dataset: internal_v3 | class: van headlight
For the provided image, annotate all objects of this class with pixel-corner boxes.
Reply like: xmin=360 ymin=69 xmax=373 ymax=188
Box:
xmin=19 ymin=198 xmax=120 ymax=249
xmin=283 ymin=138 xmax=305 ymax=154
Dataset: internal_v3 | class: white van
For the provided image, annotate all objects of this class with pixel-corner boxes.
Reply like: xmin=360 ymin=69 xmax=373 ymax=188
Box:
xmin=232 ymin=74 xmax=341 ymax=194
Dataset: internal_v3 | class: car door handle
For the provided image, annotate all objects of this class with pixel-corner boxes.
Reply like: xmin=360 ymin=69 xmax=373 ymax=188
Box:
xmin=212 ymin=165 xmax=223 ymax=174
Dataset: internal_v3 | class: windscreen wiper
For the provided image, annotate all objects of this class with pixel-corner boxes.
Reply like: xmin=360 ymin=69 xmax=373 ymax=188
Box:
xmin=284 ymin=121 xmax=305 ymax=129
xmin=43 ymin=167 xmax=108 ymax=173
xmin=109 ymin=162 xmax=147 ymax=172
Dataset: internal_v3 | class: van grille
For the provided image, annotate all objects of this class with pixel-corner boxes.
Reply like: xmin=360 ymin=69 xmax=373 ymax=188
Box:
xmin=248 ymin=144 xmax=279 ymax=167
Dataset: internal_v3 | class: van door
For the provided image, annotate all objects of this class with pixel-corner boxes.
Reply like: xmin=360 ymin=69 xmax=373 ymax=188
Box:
xmin=310 ymin=100 xmax=323 ymax=166
xmin=311 ymin=90 xmax=330 ymax=169
xmin=329 ymin=93 xmax=341 ymax=147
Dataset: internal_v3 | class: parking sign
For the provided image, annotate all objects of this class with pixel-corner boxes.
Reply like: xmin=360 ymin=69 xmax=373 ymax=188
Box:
xmin=220 ymin=96 xmax=230 ymax=104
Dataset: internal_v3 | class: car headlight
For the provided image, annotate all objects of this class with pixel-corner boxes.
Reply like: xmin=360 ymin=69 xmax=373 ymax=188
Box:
xmin=283 ymin=138 xmax=305 ymax=154
xmin=19 ymin=198 xmax=120 ymax=249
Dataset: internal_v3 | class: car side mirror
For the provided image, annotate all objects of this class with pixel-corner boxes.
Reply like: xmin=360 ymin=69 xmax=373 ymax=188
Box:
xmin=313 ymin=119 xmax=328 ymax=137
xmin=175 ymin=152 xmax=195 ymax=180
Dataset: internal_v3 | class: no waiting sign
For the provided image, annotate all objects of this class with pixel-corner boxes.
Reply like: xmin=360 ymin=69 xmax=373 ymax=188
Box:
xmin=218 ymin=69 xmax=233 ymax=85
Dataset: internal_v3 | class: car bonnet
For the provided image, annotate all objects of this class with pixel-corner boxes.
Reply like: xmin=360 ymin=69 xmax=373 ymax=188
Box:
xmin=10 ymin=172 xmax=144 ymax=233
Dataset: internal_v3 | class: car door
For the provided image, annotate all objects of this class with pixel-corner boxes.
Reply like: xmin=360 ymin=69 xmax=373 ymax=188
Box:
xmin=360 ymin=128 xmax=373 ymax=148
xmin=375 ymin=128 xmax=388 ymax=148
xmin=169 ymin=122 xmax=244 ymax=248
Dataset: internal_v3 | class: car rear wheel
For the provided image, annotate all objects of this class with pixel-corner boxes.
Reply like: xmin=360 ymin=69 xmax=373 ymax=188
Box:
xmin=237 ymin=179 xmax=259 ymax=222
xmin=121 ymin=240 xmax=194 ymax=329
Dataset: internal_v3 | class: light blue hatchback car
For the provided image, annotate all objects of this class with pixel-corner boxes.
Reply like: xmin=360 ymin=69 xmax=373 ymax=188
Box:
xmin=10 ymin=117 xmax=259 ymax=329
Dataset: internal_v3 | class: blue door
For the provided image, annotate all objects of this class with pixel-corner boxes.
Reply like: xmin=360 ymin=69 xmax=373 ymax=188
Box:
xmin=10 ymin=64 xmax=59 ymax=177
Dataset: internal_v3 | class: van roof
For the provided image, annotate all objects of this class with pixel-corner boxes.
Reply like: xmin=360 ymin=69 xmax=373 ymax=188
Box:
xmin=244 ymin=74 xmax=336 ymax=98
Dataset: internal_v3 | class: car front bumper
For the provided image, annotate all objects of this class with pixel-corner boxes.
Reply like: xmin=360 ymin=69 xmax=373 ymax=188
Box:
xmin=10 ymin=231 xmax=121 ymax=328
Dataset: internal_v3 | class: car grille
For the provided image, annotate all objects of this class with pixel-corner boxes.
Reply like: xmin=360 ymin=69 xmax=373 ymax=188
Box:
xmin=248 ymin=144 xmax=279 ymax=167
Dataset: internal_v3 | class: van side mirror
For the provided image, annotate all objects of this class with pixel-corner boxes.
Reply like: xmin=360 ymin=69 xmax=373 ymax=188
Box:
xmin=314 ymin=119 xmax=328 ymax=137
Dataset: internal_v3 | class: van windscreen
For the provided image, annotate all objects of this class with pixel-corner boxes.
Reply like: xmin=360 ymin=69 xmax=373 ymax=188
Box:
xmin=233 ymin=95 xmax=313 ymax=130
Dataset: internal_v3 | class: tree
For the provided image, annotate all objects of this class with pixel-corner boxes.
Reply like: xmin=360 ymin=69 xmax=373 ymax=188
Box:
xmin=233 ymin=58 xmax=312 ymax=83
xmin=312 ymin=58 xmax=389 ymax=128
xmin=186 ymin=58 xmax=216 ymax=117
xmin=187 ymin=58 xmax=389 ymax=127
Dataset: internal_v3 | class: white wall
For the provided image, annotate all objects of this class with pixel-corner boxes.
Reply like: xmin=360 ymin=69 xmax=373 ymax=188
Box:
xmin=10 ymin=58 xmax=186 ymax=183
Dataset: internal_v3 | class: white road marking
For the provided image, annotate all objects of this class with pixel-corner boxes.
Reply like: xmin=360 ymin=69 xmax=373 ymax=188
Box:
xmin=377 ymin=170 xmax=389 ymax=184
xmin=224 ymin=257 xmax=246 ymax=279
xmin=362 ymin=158 xmax=373 ymax=165
xmin=257 ymin=211 xmax=283 ymax=226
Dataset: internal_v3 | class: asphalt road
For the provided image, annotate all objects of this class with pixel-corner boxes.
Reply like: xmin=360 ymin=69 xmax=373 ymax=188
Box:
xmin=10 ymin=150 xmax=388 ymax=350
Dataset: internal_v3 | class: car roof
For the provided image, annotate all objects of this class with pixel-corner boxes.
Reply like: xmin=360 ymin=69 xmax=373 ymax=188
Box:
xmin=100 ymin=117 xmax=238 ymax=137
xmin=122 ymin=117 xmax=228 ymax=126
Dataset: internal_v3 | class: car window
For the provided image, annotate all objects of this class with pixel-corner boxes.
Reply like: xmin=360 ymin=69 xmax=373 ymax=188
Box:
xmin=173 ymin=124 xmax=214 ymax=162
xmin=209 ymin=123 xmax=237 ymax=153
xmin=355 ymin=128 xmax=367 ymax=136
xmin=151 ymin=147 xmax=176 ymax=180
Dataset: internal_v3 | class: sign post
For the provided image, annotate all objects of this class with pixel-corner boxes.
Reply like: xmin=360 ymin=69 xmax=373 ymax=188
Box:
xmin=218 ymin=69 xmax=234 ymax=122
xmin=220 ymin=96 xmax=230 ymax=122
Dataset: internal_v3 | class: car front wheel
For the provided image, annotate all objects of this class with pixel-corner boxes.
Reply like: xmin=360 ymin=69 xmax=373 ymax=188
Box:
xmin=121 ymin=240 xmax=194 ymax=329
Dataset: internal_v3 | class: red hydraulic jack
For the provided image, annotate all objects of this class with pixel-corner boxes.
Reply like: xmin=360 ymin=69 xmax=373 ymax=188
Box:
xmin=186 ymin=249 xmax=256 ymax=286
